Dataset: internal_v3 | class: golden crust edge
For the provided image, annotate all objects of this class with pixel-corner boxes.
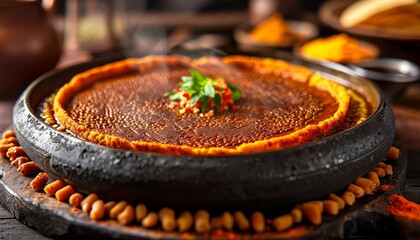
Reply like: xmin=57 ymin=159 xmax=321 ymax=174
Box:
xmin=53 ymin=55 xmax=351 ymax=156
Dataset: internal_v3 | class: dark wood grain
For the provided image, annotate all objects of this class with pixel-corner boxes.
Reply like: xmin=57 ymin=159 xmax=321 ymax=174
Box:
xmin=404 ymin=149 xmax=420 ymax=204
xmin=0 ymin=204 xmax=12 ymax=219
xmin=0 ymin=219 xmax=51 ymax=240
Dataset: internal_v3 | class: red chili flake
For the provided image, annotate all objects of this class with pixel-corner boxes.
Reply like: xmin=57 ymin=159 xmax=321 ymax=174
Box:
xmin=379 ymin=184 xmax=392 ymax=191
xmin=212 ymin=229 xmax=225 ymax=236
xmin=182 ymin=93 xmax=190 ymax=100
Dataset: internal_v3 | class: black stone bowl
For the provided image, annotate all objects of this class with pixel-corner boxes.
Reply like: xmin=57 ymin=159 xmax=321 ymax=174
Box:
xmin=12 ymin=52 xmax=395 ymax=211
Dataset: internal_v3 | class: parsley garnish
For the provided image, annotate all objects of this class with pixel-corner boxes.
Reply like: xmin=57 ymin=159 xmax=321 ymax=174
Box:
xmin=166 ymin=69 xmax=241 ymax=113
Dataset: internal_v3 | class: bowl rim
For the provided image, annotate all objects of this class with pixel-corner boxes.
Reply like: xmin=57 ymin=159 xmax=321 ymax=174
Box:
xmin=17 ymin=51 xmax=384 ymax=159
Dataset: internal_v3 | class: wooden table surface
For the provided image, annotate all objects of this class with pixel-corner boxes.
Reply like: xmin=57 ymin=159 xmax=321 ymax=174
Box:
xmin=1 ymin=41 xmax=420 ymax=239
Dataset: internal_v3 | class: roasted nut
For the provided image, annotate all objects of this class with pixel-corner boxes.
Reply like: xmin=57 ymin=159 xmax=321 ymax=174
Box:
xmin=104 ymin=201 xmax=117 ymax=214
xmin=211 ymin=217 xmax=223 ymax=229
xmin=302 ymin=201 xmax=323 ymax=225
xmin=251 ymin=211 xmax=265 ymax=233
xmin=323 ymin=200 xmax=339 ymax=215
xmin=347 ymin=184 xmax=365 ymax=198
xmin=366 ymin=171 xmax=380 ymax=188
xmin=306 ymin=201 xmax=323 ymax=210
xmin=177 ymin=211 xmax=193 ymax=232
xmin=3 ymin=137 xmax=18 ymax=146
xmin=0 ymin=143 xmax=16 ymax=157
xmin=195 ymin=210 xmax=211 ymax=233
xmin=142 ymin=212 xmax=159 ymax=228
xmin=135 ymin=204 xmax=147 ymax=222
xmin=354 ymin=177 xmax=375 ymax=194
xmin=328 ymin=193 xmax=345 ymax=209
xmin=159 ymin=207 xmax=176 ymax=232
xmin=2 ymin=130 xmax=15 ymax=139
xmin=377 ymin=162 xmax=393 ymax=175
xmin=273 ymin=214 xmax=293 ymax=232
xmin=290 ymin=207 xmax=303 ymax=223
xmin=110 ymin=201 xmax=128 ymax=219
xmin=29 ymin=172 xmax=49 ymax=192
xmin=17 ymin=162 xmax=40 ymax=176
xmin=221 ymin=211 xmax=234 ymax=230
xmin=373 ymin=167 xmax=386 ymax=177
xmin=44 ymin=180 xmax=66 ymax=196
xmin=81 ymin=193 xmax=98 ymax=213
xmin=11 ymin=156 xmax=29 ymax=168
xmin=386 ymin=146 xmax=400 ymax=160
xmin=342 ymin=191 xmax=356 ymax=206
xmin=69 ymin=193 xmax=84 ymax=208
xmin=55 ymin=185 xmax=76 ymax=202
xmin=118 ymin=205 xmax=135 ymax=225
xmin=90 ymin=200 xmax=105 ymax=220
xmin=6 ymin=146 xmax=27 ymax=161
xmin=233 ymin=211 xmax=250 ymax=231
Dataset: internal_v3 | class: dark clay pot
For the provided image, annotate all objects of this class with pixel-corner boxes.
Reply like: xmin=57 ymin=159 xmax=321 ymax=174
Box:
xmin=12 ymin=53 xmax=395 ymax=211
xmin=0 ymin=1 xmax=61 ymax=99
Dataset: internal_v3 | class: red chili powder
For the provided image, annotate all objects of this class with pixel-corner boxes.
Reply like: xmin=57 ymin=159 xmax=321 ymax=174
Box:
xmin=387 ymin=194 xmax=420 ymax=221
xmin=380 ymin=184 xmax=392 ymax=191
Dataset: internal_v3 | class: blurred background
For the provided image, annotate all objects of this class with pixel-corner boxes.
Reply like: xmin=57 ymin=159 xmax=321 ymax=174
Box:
xmin=2 ymin=0 xmax=419 ymax=97
xmin=0 ymin=0 xmax=328 ymax=101
xmin=51 ymin=0 xmax=326 ymax=62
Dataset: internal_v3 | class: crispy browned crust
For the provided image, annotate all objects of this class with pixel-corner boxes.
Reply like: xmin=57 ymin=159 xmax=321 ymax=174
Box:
xmin=53 ymin=55 xmax=351 ymax=156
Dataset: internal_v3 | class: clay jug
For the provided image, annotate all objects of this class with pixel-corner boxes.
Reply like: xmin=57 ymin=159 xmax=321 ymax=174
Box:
xmin=0 ymin=0 xmax=61 ymax=99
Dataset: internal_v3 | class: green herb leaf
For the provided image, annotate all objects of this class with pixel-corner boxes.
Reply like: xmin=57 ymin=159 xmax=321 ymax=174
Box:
xmin=181 ymin=76 xmax=193 ymax=82
xmin=228 ymin=82 xmax=242 ymax=102
xmin=189 ymin=93 xmax=200 ymax=106
xmin=189 ymin=69 xmax=205 ymax=85
xmin=203 ymin=83 xmax=215 ymax=98
xmin=180 ymin=81 xmax=193 ymax=91
xmin=201 ymin=95 xmax=208 ymax=112
xmin=214 ymin=94 xmax=221 ymax=109
xmin=166 ymin=91 xmax=183 ymax=101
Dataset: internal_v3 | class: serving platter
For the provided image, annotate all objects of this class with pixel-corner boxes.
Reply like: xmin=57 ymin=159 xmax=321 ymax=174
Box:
xmin=0 ymin=127 xmax=407 ymax=239
xmin=12 ymin=51 xmax=395 ymax=210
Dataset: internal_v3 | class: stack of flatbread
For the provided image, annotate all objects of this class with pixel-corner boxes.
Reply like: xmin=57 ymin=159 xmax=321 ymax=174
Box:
xmin=339 ymin=0 xmax=420 ymax=38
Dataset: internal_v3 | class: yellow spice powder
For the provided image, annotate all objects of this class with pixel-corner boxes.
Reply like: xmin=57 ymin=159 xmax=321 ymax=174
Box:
xmin=249 ymin=13 xmax=300 ymax=45
xmin=299 ymin=34 xmax=377 ymax=64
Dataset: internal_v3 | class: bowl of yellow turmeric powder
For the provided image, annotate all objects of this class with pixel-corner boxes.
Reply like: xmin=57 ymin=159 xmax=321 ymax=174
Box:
xmin=234 ymin=13 xmax=319 ymax=51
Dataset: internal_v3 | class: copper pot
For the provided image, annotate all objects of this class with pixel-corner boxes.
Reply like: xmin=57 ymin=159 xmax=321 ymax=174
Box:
xmin=0 ymin=0 xmax=61 ymax=99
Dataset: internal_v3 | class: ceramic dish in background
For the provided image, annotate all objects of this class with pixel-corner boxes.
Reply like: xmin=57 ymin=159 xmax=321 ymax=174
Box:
xmin=319 ymin=0 xmax=420 ymax=41
xmin=294 ymin=39 xmax=420 ymax=83
xmin=234 ymin=20 xmax=319 ymax=52
xmin=293 ymin=36 xmax=380 ymax=65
